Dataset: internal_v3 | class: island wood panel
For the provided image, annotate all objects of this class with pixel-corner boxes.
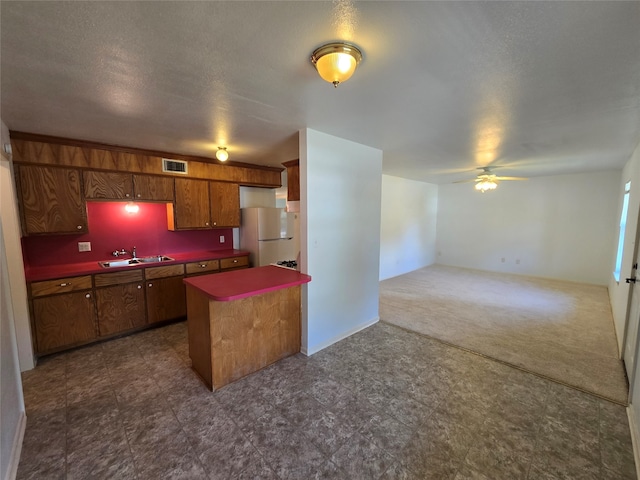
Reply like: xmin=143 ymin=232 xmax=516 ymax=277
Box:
xmin=84 ymin=171 xmax=134 ymax=199
xmin=147 ymin=276 xmax=187 ymax=324
xmin=33 ymin=291 xmax=97 ymax=353
xmin=16 ymin=165 xmax=87 ymax=235
xmin=187 ymin=285 xmax=301 ymax=390
xmin=10 ymin=137 xmax=282 ymax=187
xmin=186 ymin=286 xmax=213 ymax=389
xmin=95 ymin=283 xmax=146 ymax=336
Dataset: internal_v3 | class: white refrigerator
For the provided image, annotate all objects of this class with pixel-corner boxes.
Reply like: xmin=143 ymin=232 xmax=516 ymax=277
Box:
xmin=240 ymin=208 xmax=299 ymax=267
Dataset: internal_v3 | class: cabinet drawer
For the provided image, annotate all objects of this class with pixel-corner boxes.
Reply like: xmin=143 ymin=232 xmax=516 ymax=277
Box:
xmin=185 ymin=260 xmax=220 ymax=275
xmin=145 ymin=264 xmax=185 ymax=280
xmin=94 ymin=270 xmax=143 ymax=287
xmin=31 ymin=275 xmax=92 ymax=297
xmin=220 ymin=256 xmax=249 ymax=270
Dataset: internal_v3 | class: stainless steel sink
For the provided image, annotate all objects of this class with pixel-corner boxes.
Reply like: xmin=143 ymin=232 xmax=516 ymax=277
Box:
xmin=137 ymin=255 xmax=174 ymax=264
xmin=98 ymin=255 xmax=174 ymax=268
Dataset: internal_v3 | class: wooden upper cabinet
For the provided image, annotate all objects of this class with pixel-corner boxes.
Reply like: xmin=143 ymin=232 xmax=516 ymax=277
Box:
xmin=84 ymin=171 xmax=175 ymax=201
xmin=17 ymin=165 xmax=88 ymax=235
xmin=282 ymin=160 xmax=300 ymax=201
xmin=210 ymin=182 xmax=240 ymax=227
xmin=84 ymin=171 xmax=133 ymax=199
xmin=133 ymin=175 xmax=174 ymax=201
xmin=171 ymin=178 xmax=211 ymax=229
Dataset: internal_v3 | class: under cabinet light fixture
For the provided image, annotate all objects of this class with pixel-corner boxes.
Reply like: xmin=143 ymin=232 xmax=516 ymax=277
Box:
xmin=125 ymin=202 xmax=139 ymax=213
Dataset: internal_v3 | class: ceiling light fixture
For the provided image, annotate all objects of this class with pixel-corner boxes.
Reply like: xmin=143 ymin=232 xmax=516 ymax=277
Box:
xmin=311 ymin=42 xmax=363 ymax=87
xmin=216 ymin=147 xmax=229 ymax=162
xmin=475 ymin=179 xmax=498 ymax=193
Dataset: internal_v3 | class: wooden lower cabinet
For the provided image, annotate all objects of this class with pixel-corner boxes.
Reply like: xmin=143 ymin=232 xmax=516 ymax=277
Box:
xmin=95 ymin=283 xmax=146 ymax=336
xmin=32 ymin=291 xmax=97 ymax=354
xmin=146 ymin=276 xmax=186 ymax=324
xmin=29 ymin=254 xmax=250 ymax=356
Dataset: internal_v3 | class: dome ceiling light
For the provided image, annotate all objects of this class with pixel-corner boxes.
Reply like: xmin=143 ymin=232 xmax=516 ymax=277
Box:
xmin=216 ymin=147 xmax=229 ymax=162
xmin=311 ymin=42 xmax=363 ymax=88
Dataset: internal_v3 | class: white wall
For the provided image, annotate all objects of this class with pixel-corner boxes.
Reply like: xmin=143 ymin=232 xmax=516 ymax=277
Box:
xmin=610 ymin=142 xmax=640 ymax=352
xmin=436 ymin=170 xmax=620 ymax=285
xmin=0 ymin=122 xmax=34 ymax=371
xmin=379 ymin=175 xmax=438 ymax=280
xmin=300 ymin=129 xmax=382 ymax=355
xmin=1 ymin=221 xmax=26 ymax=480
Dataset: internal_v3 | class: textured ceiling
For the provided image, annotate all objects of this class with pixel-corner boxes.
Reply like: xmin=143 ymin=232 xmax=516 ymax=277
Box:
xmin=1 ymin=1 xmax=639 ymax=183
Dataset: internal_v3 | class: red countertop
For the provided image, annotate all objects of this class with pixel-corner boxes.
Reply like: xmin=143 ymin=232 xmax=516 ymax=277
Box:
xmin=183 ymin=265 xmax=311 ymax=301
xmin=24 ymin=249 xmax=250 ymax=282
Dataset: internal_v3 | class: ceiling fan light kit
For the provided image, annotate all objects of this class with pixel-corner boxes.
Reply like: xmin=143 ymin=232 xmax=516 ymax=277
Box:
xmin=311 ymin=42 xmax=363 ymax=87
xmin=475 ymin=179 xmax=498 ymax=192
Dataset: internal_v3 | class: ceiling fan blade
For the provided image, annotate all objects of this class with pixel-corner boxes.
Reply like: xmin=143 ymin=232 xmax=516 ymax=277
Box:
xmin=452 ymin=178 xmax=478 ymax=184
xmin=494 ymin=176 xmax=528 ymax=181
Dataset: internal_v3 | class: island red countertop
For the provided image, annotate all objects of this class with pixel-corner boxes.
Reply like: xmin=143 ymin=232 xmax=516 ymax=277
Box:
xmin=24 ymin=249 xmax=249 ymax=282
xmin=183 ymin=265 xmax=311 ymax=301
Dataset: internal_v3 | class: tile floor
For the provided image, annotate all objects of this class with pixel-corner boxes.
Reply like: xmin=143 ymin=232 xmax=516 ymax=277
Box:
xmin=17 ymin=321 xmax=637 ymax=480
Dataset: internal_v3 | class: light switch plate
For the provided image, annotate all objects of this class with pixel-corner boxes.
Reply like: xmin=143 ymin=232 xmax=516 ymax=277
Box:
xmin=219 ymin=235 xmax=225 ymax=243
xmin=78 ymin=241 xmax=91 ymax=252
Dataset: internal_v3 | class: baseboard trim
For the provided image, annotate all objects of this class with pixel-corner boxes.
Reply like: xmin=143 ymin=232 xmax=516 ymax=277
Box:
xmin=4 ymin=411 xmax=26 ymax=480
xmin=627 ymin=406 xmax=640 ymax=480
xmin=301 ymin=316 xmax=379 ymax=356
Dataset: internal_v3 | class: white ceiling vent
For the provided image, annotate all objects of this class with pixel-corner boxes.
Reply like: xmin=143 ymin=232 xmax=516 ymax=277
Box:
xmin=162 ymin=158 xmax=188 ymax=174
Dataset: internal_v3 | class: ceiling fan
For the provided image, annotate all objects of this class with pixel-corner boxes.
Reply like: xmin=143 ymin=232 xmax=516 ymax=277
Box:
xmin=455 ymin=167 xmax=528 ymax=192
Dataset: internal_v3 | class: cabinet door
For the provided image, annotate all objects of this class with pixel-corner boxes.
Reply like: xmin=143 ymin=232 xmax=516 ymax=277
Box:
xmin=173 ymin=178 xmax=211 ymax=229
xmin=146 ymin=276 xmax=186 ymax=324
xmin=209 ymin=182 xmax=240 ymax=227
xmin=83 ymin=171 xmax=134 ymax=199
xmin=95 ymin=283 xmax=146 ymax=336
xmin=282 ymin=161 xmax=300 ymax=201
xmin=17 ymin=165 xmax=87 ymax=234
xmin=133 ymin=175 xmax=175 ymax=201
xmin=33 ymin=291 xmax=97 ymax=353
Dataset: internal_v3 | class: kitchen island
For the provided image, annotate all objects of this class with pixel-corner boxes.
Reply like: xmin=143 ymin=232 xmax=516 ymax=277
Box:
xmin=183 ymin=265 xmax=311 ymax=390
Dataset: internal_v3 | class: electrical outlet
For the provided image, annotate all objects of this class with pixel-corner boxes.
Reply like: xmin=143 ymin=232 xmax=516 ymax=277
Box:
xmin=219 ymin=235 xmax=225 ymax=243
xmin=78 ymin=241 xmax=91 ymax=252
xmin=516 ymin=259 xmax=520 ymax=265
xmin=501 ymin=257 xmax=505 ymax=263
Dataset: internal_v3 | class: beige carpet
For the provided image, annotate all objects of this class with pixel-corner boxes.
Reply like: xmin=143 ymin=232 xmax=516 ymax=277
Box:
xmin=379 ymin=264 xmax=629 ymax=404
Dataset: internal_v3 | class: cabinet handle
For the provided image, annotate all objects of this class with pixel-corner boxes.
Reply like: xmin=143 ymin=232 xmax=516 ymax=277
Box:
xmin=205 ymin=222 xmax=209 ymax=226
xmin=59 ymin=282 xmax=71 ymax=287
xmin=137 ymin=285 xmax=142 ymax=289
xmin=148 ymin=283 xmax=153 ymax=287
xmin=213 ymin=222 xmax=217 ymax=226
xmin=200 ymin=264 xmax=207 ymax=268
xmin=136 ymin=193 xmax=141 ymax=198
xmin=233 ymin=259 xmax=238 ymax=263
xmin=76 ymin=225 xmax=83 ymax=230
xmin=125 ymin=193 xmax=130 ymax=198
xmin=85 ymin=293 xmax=91 ymax=299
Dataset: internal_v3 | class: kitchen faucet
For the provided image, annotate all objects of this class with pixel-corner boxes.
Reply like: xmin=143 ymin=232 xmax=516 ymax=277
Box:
xmin=112 ymin=246 xmax=137 ymax=258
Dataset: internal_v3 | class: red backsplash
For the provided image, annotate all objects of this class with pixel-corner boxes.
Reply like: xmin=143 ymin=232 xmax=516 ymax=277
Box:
xmin=22 ymin=202 xmax=233 ymax=267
